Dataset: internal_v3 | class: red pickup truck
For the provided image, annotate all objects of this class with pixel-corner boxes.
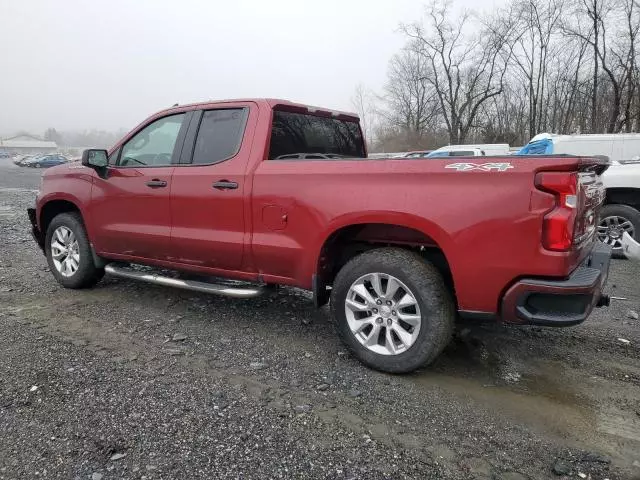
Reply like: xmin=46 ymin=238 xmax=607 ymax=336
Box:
xmin=28 ymin=99 xmax=611 ymax=373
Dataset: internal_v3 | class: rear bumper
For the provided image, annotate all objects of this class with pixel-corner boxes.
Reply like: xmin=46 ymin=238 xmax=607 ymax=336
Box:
xmin=501 ymin=242 xmax=612 ymax=327
xmin=27 ymin=208 xmax=45 ymax=253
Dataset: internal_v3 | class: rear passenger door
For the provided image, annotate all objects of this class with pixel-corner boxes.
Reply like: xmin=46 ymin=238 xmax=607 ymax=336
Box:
xmin=169 ymin=104 xmax=256 ymax=271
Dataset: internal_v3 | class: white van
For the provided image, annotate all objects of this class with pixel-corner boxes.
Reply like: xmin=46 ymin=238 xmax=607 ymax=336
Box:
xmin=519 ymin=133 xmax=640 ymax=255
xmin=520 ymin=133 xmax=640 ymax=163
xmin=426 ymin=143 xmax=510 ymax=158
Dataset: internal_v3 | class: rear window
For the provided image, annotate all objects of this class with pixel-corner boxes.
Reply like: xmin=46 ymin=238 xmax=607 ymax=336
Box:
xmin=269 ymin=110 xmax=365 ymax=160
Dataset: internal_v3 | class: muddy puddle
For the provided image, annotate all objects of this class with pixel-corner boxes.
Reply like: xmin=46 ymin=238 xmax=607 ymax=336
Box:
xmin=406 ymin=330 xmax=640 ymax=469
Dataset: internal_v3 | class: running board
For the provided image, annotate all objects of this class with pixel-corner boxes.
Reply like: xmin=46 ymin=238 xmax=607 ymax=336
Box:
xmin=104 ymin=264 xmax=265 ymax=298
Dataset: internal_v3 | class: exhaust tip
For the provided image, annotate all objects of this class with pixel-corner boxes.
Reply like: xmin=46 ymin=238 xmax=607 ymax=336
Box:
xmin=596 ymin=294 xmax=610 ymax=308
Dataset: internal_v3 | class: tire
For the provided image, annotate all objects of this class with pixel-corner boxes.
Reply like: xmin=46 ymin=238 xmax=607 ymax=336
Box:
xmin=45 ymin=212 xmax=104 ymax=289
xmin=598 ymin=204 xmax=640 ymax=257
xmin=330 ymin=248 xmax=455 ymax=373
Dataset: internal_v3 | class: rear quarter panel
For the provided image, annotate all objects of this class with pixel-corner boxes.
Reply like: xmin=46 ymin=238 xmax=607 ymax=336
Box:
xmin=251 ymin=157 xmax=585 ymax=313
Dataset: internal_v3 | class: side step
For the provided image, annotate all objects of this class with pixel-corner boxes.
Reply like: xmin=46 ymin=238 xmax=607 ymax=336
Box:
xmin=104 ymin=264 xmax=265 ymax=298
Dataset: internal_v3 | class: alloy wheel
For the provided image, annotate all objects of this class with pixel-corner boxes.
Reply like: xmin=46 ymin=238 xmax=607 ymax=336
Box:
xmin=344 ymin=272 xmax=421 ymax=355
xmin=50 ymin=226 xmax=80 ymax=277
xmin=597 ymin=215 xmax=635 ymax=250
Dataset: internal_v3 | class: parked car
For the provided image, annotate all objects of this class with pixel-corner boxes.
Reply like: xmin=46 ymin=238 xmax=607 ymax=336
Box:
xmin=427 ymin=143 xmax=510 ymax=158
xmin=402 ymin=151 xmax=433 ymax=158
xmin=15 ymin=155 xmax=38 ymax=166
xmin=518 ymin=133 xmax=640 ymax=254
xmin=28 ymin=98 xmax=612 ymax=373
xmin=0 ymin=151 xmax=11 ymax=158
xmin=368 ymin=152 xmax=406 ymax=159
xmin=25 ymin=154 xmax=68 ymax=168
xmin=426 ymin=147 xmax=485 ymax=158
xmin=517 ymin=133 xmax=640 ymax=161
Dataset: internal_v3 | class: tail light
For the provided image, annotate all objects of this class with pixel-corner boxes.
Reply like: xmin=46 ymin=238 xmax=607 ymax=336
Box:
xmin=535 ymin=171 xmax=582 ymax=251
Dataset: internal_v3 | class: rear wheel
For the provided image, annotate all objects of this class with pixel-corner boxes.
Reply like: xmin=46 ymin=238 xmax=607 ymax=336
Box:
xmin=45 ymin=212 xmax=104 ymax=289
xmin=598 ymin=204 xmax=640 ymax=256
xmin=330 ymin=248 xmax=455 ymax=373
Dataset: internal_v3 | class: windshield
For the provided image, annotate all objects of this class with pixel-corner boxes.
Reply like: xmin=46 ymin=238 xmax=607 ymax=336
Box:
xmin=269 ymin=110 xmax=365 ymax=160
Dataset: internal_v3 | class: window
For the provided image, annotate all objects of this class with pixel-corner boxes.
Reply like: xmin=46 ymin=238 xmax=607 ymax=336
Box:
xmin=269 ymin=110 xmax=365 ymax=160
xmin=448 ymin=151 xmax=475 ymax=157
xmin=118 ymin=113 xmax=185 ymax=167
xmin=191 ymin=108 xmax=248 ymax=165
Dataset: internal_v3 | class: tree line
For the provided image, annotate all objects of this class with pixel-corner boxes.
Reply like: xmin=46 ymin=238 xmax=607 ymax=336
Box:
xmin=353 ymin=0 xmax=640 ymax=152
xmin=44 ymin=127 xmax=128 ymax=149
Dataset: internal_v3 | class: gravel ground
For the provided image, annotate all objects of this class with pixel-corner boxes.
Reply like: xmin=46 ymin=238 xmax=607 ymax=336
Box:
xmin=0 ymin=158 xmax=639 ymax=480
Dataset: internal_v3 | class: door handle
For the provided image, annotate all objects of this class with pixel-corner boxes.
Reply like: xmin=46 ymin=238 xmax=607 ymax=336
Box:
xmin=212 ymin=180 xmax=238 ymax=190
xmin=146 ymin=179 xmax=167 ymax=188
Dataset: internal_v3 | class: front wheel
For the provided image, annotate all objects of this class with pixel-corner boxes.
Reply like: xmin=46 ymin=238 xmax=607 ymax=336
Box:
xmin=330 ymin=248 xmax=455 ymax=373
xmin=45 ymin=212 xmax=104 ymax=289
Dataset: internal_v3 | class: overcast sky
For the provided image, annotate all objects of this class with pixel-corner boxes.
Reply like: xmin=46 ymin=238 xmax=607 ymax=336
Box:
xmin=1 ymin=0 xmax=505 ymax=136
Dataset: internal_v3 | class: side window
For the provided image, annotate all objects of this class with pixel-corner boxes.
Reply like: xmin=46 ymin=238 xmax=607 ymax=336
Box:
xmin=118 ymin=113 xmax=185 ymax=167
xmin=191 ymin=108 xmax=248 ymax=165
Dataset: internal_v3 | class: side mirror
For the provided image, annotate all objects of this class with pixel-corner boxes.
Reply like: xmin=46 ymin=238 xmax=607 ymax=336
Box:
xmin=81 ymin=149 xmax=108 ymax=169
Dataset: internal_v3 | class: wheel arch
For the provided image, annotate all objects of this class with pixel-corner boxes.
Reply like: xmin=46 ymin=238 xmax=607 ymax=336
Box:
xmin=39 ymin=196 xmax=85 ymax=238
xmin=313 ymin=213 xmax=456 ymax=307
xmin=604 ymin=188 xmax=640 ymax=210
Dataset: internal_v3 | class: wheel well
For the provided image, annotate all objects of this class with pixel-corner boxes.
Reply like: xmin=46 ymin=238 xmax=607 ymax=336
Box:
xmin=605 ymin=188 xmax=640 ymax=210
xmin=40 ymin=200 xmax=81 ymax=235
xmin=317 ymin=223 xmax=454 ymax=297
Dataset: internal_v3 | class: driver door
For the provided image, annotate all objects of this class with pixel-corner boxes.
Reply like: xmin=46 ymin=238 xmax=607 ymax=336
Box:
xmin=88 ymin=112 xmax=189 ymax=260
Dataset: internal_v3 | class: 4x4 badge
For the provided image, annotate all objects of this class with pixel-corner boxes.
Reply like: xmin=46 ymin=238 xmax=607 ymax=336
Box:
xmin=445 ymin=162 xmax=514 ymax=172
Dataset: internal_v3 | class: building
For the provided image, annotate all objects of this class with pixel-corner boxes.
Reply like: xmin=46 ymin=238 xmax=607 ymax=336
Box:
xmin=0 ymin=134 xmax=57 ymax=155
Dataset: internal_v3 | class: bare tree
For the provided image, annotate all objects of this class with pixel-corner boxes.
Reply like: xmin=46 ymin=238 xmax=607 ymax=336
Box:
xmin=367 ymin=0 xmax=639 ymax=152
xmin=561 ymin=0 xmax=634 ymax=132
xmin=379 ymin=49 xmax=441 ymax=148
xmin=615 ymin=0 xmax=640 ymax=131
xmin=476 ymin=82 xmax=528 ymax=144
xmin=351 ymin=83 xmax=376 ymax=147
xmin=509 ymin=0 xmax=564 ymax=137
xmin=401 ymin=0 xmax=516 ymax=144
